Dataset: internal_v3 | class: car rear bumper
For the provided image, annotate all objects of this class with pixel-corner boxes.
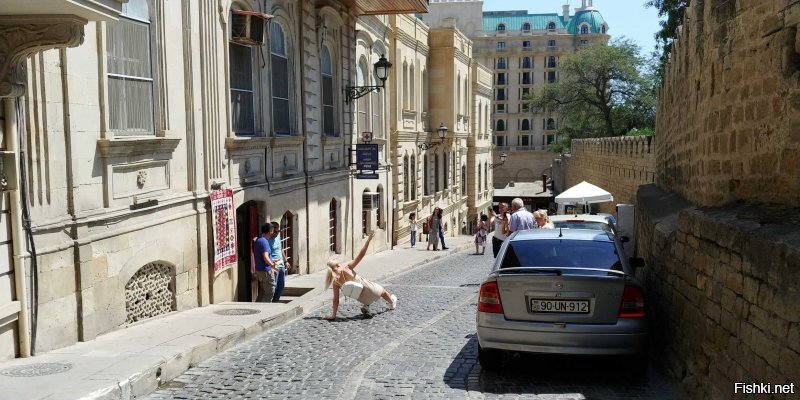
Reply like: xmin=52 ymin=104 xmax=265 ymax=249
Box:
xmin=476 ymin=312 xmax=647 ymax=356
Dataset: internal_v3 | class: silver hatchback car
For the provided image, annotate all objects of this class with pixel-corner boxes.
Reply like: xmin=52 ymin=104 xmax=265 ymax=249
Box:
xmin=476 ymin=228 xmax=648 ymax=375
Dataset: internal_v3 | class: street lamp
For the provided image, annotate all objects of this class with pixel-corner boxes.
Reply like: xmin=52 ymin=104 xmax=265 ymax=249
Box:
xmin=417 ymin=123 xmax=448 ymax=150
xmin=490 ymin=152 xmax=508 ymax=168
xmin=344 ymin=54 xmax=392 ymax=104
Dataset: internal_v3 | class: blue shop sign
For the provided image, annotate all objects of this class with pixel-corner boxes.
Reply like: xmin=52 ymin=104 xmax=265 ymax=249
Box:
xmin=355 ymin=144 xmax=379 ymax=171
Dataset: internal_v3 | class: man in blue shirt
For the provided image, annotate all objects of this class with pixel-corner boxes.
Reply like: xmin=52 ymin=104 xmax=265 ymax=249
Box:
xmin=508 ymin=197 xmax=535 ymax=234
xmin=269 ymin=221 xmax=290 ymax=302
xmin=253 ymin=223 xmax=280 ymax=302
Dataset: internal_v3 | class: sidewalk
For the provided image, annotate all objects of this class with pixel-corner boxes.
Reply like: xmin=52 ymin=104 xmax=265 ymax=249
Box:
xmin=0 ymin=235 xmax=477 ymax=400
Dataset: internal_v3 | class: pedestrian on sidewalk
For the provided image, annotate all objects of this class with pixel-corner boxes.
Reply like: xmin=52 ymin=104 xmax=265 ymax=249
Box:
xmin=474 ymin=214 xmax=488 ymax=255
xmin=253 ymin=223 xmax=280 ymax=302
xmin=509 ymin=198 xmax=535 ymax=234
xmin=487 ymin=202 xmax=510 ymax=258
xmin=426 ymin=209 xmax=440 ymax=251
xmin=409 ymin=212 xmax=417 ymax=248
xmin=437 ymin=208 xmax=449 ymax=250
xmin=324 ymin=231 xmax=397 ymax=319
xmin=269 ymin=221 xmax=290 ymax=303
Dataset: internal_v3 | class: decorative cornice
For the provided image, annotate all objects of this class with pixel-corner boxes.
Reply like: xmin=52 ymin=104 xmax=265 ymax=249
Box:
xmin=0 ymin=15 xmax=87 ymax=98
xmin=97 ymin=137 xmax=182 ymax=158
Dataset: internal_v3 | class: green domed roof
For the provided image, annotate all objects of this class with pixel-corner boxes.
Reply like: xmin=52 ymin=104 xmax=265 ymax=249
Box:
xmin=567 ymin=10 xmax=607 ymax=34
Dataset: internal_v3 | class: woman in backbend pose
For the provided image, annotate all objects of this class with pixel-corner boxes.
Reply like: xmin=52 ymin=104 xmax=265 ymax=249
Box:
xmin=324 ymin=231 xmax=397 ymax=319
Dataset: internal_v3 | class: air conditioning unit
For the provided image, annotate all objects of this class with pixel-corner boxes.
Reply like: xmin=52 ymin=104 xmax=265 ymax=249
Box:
xmin=231 ymin=11 xmax=271 ymax=46
xmin=362 ymin=193 xmax=380 ymax=210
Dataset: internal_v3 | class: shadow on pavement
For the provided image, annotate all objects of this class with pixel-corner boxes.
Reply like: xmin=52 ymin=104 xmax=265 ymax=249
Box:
xmin=444 ymin=334 xmax=663 ymax=396
xmin=304 ymin=309 xmax=391 ymax=322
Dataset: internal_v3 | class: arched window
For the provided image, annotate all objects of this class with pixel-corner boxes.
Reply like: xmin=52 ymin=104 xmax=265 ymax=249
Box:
xmin=522 ymin=22 xmax=531 ymax=31
xmin=484 ymin=163 xmax=488 ymax=192
xmin=497 ymin=23 xmax=506 ymax=31
xmin=547 ymin=118 xmax=556 ymax=130
xmin=548 ymin=56 xmax=557 ymax=68
xmin=372 ymin=68 xmax=383 ymax=137
xmin=547 ymin=21 xmax=556 ymax=30
xmin=478 ymin=167 xmax=482 ymax=192
xmin=280 ymin=211 xmax=295 ymax=268
xmin=329 ymin=199 xmax=337 ymax=252
xmin=109 ymin=0 xmax=156 ymax=136
xmin=321 ymin=46 xmax=336 ymax=136
xmin=581 ymin=25 xmax=589 ymax=35
xmin=521 ymin=119 xmax=530 ymax=131
xmin=361 ymin=189 xmax=370 ymax=235
xmin=457 ymin=74 xmax=462 ymax=114
xmin=496 ymin=120 xmax=505 ymax=131
xmin=411 ymin=155 xmax=417 ymax=200
xmin=402 ymin=62 xmax=409 ymax=109
xmin=271 ymin=23 xmax=292 ymax=135
xmin=356 ymin=59 xmax=368 ymax=132
xmin=410 ymin=64 xmax=416 ymax=110
xmin=496 ymin=58 xmax=506 ymax=69
xmin=522 ymin=57 xmax=531 ymax=69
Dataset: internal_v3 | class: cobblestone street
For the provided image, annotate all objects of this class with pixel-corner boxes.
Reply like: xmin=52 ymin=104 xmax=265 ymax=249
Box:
xmin=149 ymin=250 xmax=681 ymax=399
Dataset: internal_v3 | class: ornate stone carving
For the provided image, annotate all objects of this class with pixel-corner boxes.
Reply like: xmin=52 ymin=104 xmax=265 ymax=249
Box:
xmin=0 ymin=16 xmax=87 ymax=98
xmin=136 ymin=171 xmax=148 ymax=189
xmin=125 ymin=262 xmax=174 ymax=324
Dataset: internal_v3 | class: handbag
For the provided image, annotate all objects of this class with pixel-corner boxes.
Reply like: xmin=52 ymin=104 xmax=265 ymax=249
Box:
xmin=422 ymin=222 xmax=430 ymax=234
xmin=341 ymin=280 xmax=363 ymax=300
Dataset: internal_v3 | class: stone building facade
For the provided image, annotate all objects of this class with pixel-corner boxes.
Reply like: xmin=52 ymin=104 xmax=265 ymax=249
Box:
xmin=0 ymin=0 xmax=431 ymax=360
xmin=636 ymin=1 xmax=800 ymax=398
xmin=425 ymin=0 xmax=610 ymax=188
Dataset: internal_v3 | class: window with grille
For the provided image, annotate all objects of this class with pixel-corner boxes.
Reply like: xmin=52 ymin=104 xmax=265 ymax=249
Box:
xmin=411 ymin=155 xmax=417 ymax=200
xmin=107 ymin=0 xmax=155 ymax=136
xmin=280 ymin=212 xmax=294 ymax=268
xmin=271 ymin=23 xmax=291 ymax=135
xmin=229 ymin=40 xmax=255 ymax=135
xmin=423 ymin=154 xmax=429 ymax=196
xmin=321 ymin=46 xmax=336 ymax=136
xmin=434 ymin=154 xmax=440 ymax=192
xmin=329 ymin=199 xmax=337 ymax=252
xmin=461 ymin=165 xmax=466 ymax=195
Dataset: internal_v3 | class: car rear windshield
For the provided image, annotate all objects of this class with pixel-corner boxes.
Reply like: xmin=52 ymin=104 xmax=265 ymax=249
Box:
xmin=552 ymin=221 xmax=612 ymax=233
xmin=500 ymin=239 xmax=621 ymax=271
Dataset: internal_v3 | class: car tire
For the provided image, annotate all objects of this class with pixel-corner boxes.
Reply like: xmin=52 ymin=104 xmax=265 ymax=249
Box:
xmin=478 ymin=344 xmax=502 ymax=371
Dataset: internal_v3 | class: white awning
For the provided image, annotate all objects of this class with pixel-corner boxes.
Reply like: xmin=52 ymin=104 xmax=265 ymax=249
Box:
xmin=555 ymin=181 xmax=613 ymax=204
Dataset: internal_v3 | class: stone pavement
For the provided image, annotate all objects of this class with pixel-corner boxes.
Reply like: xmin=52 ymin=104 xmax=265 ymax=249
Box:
xmin=0 ymin=235 xmax=478 ymax=400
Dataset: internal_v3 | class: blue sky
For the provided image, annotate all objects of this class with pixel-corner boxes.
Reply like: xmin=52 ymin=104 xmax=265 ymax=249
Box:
xmin=481 ymin=0 xmax=661 ymax=55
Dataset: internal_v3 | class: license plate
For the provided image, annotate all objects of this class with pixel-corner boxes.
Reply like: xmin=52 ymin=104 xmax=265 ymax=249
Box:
xmin=530 ymin=299 xmax=590 ymax=313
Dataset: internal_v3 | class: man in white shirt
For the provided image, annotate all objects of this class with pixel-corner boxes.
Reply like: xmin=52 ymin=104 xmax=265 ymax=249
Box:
xmin=487 ymin=202 xmax=510 ymax=258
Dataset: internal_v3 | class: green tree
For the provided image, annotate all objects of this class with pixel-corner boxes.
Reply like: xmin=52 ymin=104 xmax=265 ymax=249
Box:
xmin=528 ymin=38 xmax=656 ymax=141
xmin=646 ymin=0 xmax=689 ymax=81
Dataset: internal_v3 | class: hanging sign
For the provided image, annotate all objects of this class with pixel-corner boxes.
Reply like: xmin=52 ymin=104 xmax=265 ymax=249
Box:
xmin=355 ymin=144 xmax=379 ymax=171
xmin=211 ymin=188 xmax=237 ymax=273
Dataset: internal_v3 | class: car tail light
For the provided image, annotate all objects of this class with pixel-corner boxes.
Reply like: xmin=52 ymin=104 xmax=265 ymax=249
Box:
xmin=478 ymin=282 xmax=504 ymax=314
xmin=618 ymin=285 xmax=645 ymax=318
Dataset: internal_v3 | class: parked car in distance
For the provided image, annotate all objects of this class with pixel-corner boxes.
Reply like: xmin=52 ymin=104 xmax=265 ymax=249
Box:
xmin=550 ymin=214 xmax=630 ymax=244
xmin=476 ymin=228 xmax=649 ymax=377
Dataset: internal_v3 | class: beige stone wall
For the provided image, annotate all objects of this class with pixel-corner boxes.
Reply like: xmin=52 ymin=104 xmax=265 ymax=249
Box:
xmin=638 ymin=1 xmax=800 ymax=397
xmin=553 ymin=136 xmax=656 ymax=214
xmin=656 ymin=1 xmax=800 ymax=207
xmin=636 ymin=185 xmax=800 ymax=399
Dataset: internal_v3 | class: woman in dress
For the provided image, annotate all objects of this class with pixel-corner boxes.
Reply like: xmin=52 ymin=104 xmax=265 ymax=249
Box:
xmin=474 ymin=214 xmax=489 ymax=255
xmin=324 ymin=231 xmax=397 ymax=319
xmin=426 ymin=208 xmax=441 ymax=251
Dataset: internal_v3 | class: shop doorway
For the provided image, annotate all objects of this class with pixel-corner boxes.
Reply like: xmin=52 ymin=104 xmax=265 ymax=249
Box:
xmin=235 ymin=201 xmax=259 ymax=301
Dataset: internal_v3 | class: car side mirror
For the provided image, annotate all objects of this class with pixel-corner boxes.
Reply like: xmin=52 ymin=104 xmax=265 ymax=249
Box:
xmin=620 ymin=236 xmax=630 ymax=243
xmin=629 ymin=257 xmax=645 ymax=269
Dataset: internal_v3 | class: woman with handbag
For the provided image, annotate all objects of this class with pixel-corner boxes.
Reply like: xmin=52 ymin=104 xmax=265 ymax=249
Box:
xmin=323 ymin=231 xmax=398 ymax=319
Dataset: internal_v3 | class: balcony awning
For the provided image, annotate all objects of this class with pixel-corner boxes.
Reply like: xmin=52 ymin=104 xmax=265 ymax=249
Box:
xmin=1 ymin=0 xmax=123 ymax=21
xmin=341 ymin=0 xmax=428 ymax=16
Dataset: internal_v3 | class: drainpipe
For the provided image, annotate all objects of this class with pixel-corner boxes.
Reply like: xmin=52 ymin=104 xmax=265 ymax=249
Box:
xmin=298 ymin=1 xmax=311 ymax=274
xmin=5 ymin=98 xmax=31 ymax=357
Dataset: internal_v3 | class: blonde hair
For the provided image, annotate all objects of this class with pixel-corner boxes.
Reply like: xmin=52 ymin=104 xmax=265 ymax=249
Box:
xmin=324 ymin=258 xmax=340 ymax=290
xmin=533 ymin=209 xmax=550 ymax=222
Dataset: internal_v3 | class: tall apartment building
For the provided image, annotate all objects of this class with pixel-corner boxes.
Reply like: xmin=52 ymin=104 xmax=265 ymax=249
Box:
xmin=425 ymin=0 xmax=610 ymax=186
